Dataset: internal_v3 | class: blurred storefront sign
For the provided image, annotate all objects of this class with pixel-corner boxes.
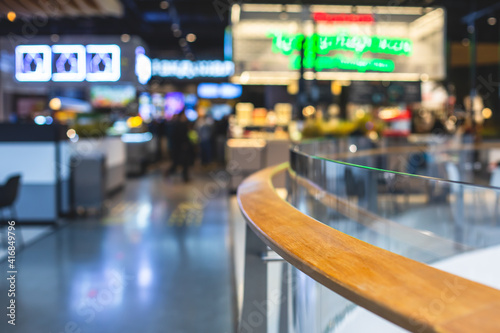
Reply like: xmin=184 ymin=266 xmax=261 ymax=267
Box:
xmin=1 ymin=35 xmax=146 ymax=88
xmin=150 ymin=59 xmax=234 ymax=79
xmin=312 ymin=12 xmax=375 ymax=24
xmin=15 ymin=44 xmax=121 ymax=82
xmin=267 ymin=31 xmax=412 ymax=72
xmin=231 ymin=4 xmax=446 ymax=85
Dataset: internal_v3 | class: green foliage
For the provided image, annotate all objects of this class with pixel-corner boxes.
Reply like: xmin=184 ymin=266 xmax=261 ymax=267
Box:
xmin=72 ymin=122 xmax=111 ymax=138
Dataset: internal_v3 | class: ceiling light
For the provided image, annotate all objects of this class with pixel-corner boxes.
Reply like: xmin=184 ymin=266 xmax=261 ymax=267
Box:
xmin=34 ymin=115 xmax=46 ymax=125
xmin=160 ymin=1 xmax=169 ymax=10
xmin=302 ymin=106 xmax=315 ymax=117
xmin=482 ymin=108 xmax=493 ymax=119
xmin=173 ymin=30 xmax=182 ymax=38
xmin=50 ymin=34 xmax=60 ymax=42
xmin=186 ymin=33 xmax=196 ymax=42
xmin=7 ymin=11 xmax=16 ymax=22
xmin=488 ymin=17 xmax=497 ymax=26
xmin=121 ymin=34 xmax=131 ymax=43
xmin=67 ymin=129 xmax=76 ymax=139
xmin=49 ymin=98 xmax=62 ymax=111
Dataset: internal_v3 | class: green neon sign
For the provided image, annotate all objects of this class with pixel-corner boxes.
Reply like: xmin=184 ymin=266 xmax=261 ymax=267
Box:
xmin=316 ymin=34 xmax=413 ymax=56
xmin=266 ymin=31 xmax=412 ymax=73
xmin=267 ymin=32 xmax=413 ymax=56
xmin=290 ymin=54 xmax=395 ymax=72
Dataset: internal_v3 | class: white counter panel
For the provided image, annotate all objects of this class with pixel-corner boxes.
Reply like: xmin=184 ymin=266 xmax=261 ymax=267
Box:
xmin=0 ymin=142 xmax=57 ymax=184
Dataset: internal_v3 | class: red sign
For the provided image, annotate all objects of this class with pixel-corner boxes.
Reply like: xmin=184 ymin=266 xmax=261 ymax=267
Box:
xmin=312 ymin=12 xmax=375 ymax=24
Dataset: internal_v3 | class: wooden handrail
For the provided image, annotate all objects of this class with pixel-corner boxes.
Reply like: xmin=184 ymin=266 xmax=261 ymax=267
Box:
xmin=238 ymin=163 xmax=500 ymax=333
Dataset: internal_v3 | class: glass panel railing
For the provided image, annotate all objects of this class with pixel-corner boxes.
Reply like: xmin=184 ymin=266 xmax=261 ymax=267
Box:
xmin=282 ymin=137 xmax=500 ymax=333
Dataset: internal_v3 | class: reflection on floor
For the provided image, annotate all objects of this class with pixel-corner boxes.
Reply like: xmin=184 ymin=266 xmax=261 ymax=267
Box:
xmin=0 ymin=169 xmax=235 ymax=333
xmin=0 ymin=225 xmax=55 ymax=260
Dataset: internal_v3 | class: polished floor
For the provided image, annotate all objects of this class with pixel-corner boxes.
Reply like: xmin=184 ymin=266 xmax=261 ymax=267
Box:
xmin=0 ymin=168 xmax=235 ymax=333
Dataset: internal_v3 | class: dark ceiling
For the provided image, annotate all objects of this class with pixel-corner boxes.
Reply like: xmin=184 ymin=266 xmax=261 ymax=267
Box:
xmin=1 ymin=0 xmax=500 ymax=59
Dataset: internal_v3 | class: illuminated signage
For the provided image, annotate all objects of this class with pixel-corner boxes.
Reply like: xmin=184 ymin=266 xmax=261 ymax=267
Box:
xmin=197 ymin=83 xmax=242 ymax=99
xmin=86 ymin=44 xmax=121 ymax=82
xmin=15 ymin=45 xmax=52 ymax=82
xmin=15 ymin=44 xmax=122 ymax=82
xmin=317 ymin=34 xmax=412 ymax=56
xmin=269 ymin=32 xmax=413 ymax=56
xmin=220 ymin=83 xmax=242 ymax=99
xmin=267 ymin=32 xmax=412 ymax=73
xmin=232 ymin=5 xmax=446 ymax=84
xmin=307 ymin=55 xmax=394 ymax=72
xmin=198 ymin=83 xmax=219 ymax=99
xmin=52 ymin=45 xmax=86 ymax=82
xmin=135 ymin=47 xmax=152 ymax=85
xmin=151 ymin=60 xmax=234 ymax=79
xmin=312 ymin=12 xmax=375 ymax=24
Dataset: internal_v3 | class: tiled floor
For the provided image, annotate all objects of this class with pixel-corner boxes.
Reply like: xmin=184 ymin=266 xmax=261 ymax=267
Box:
xmin=0 ymin=169 xmax=235 ymax=333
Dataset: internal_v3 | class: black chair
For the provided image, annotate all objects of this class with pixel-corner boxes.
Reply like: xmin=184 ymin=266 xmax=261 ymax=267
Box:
xmin=0 ymin=174 xmax=22 ymax=248
xmin=0 ymin=175 xmax=21 ymax=219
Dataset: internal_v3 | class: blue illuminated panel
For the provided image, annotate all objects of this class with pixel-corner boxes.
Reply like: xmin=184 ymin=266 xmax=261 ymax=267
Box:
xmin=219 ymin=83 xmax=242 ymax=99
xmin=52 ymin=45 xmax=86 ymax=82
xmin=86 ymin=44 xmax=121 ymax=82
xmin=151 ymin=60 xmax=234 ymax=79
xmin=197 ymin=83 xmax=242 ymax=99
xmin=197 ymin=83 xmax=219 ymax=99
xmin=15 ymin=45 xmax=52 ymax=82
xmin=224 ymin=27 xmax=233 ymax=61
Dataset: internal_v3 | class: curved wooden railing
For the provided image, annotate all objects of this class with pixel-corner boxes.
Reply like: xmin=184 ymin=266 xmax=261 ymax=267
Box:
xmin=238 ymin=163 xmax=500 ymax=333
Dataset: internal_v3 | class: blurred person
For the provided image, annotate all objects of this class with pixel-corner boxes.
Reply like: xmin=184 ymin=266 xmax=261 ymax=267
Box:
xmin=212 ymin=114 xmax=230 ymax=165
xmin=148 ymin=118 xmax=165 ymax=162
xmin=165 ymin=111 xmax=194 ymax=182
xmin=195 ymin=109 xmax=214 ymax=166
xmin=165 ymin=114 xmax=178 ymax=159
xmin=464 ymin=91 xmax=485 ymax=128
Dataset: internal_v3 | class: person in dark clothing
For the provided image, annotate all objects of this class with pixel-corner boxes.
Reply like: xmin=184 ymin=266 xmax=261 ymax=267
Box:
xmin=212 ymin=114 xmax=229 ymax=165
xmin=165 ymin=111 xmax=194 ymax=182
xmin=195 ymin=111 xmax=214 ymax=166
xmin=148 ymin=119 xmax=166 ymax=162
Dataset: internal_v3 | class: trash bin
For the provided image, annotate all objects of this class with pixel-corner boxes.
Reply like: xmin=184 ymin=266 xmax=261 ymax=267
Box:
xmin=71 ymin=153 xmax=106 ymax=215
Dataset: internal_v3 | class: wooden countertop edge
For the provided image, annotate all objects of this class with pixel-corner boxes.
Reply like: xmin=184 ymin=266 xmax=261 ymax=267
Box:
xmin=237 ymin=163 xmax=500 ymax=333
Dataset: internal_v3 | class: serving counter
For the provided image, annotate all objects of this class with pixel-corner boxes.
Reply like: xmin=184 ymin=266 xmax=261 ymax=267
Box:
xmin=226 ymin=138 xmax=289 ymax=192
xmin=0 ymin=124 xmax=71 ymax=222
xmin=70 ymin=135 xmax=126 ymax=193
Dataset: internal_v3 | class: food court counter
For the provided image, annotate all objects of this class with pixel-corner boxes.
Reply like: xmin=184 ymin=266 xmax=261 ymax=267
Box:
xmin=0 ymin=124 xmax=71 ymax=223
xmin=226 ymin=138 xmax=290 ymax=192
